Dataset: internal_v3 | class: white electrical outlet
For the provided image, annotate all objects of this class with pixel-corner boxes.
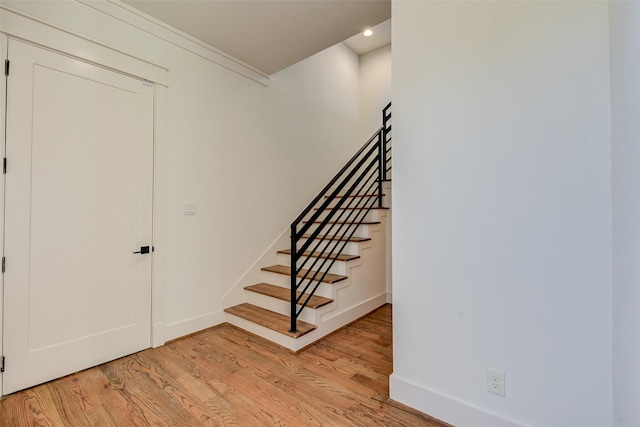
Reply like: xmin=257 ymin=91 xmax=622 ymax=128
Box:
xmin=487 ymin=368 xmax=505 ymax=396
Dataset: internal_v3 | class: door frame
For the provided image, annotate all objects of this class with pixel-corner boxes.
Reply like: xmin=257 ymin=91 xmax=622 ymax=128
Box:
xmin=0 ymin=18 xmax=169 ymax=395
xmin=0 ymin=31 xmax=7 ymax=401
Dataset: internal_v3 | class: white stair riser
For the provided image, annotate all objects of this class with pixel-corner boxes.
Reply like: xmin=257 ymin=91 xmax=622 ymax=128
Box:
xmin=307 ymin=209 xmax=381 ymax=223
xmin=260 ymin=272 xmax=337 ymax=297
xmin=225 ymin=313 xmax=299 ymax=350
xmin=275 ymin=254 xmax=347 ymax=275
xmin=302 ymin=223 xmax=372 ymax=239
xmin=244 ymin=290 xmax=326 ymax=324
xmin=226 ymin=292 xmax=389 ymax=353
xmin=300 ymin=239 xmax=361 ymax=254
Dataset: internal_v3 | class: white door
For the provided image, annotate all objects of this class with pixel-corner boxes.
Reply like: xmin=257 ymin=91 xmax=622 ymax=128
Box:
xmin=2 ymin=39 xmax=154 ymax=395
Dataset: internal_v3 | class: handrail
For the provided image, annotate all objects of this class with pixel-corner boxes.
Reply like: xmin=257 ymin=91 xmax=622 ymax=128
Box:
xmin=289 ymin=102 xmax=391 ymax=333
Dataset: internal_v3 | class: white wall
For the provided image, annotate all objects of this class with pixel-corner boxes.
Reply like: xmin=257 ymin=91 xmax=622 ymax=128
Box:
xmin=162 ymin=39 xmax=360 ymax=334
xmin=610 ymin=2 xmax=640 ymax=426
xmin=359 ymin=43 xmax=391 ymax=141
xmin=390 ymin=2 xmax=612 ymax=426
xmin=358 ymin=43 xmax=392 ymax=299
xmin=0 ymin=0 xmax=361 ymax=341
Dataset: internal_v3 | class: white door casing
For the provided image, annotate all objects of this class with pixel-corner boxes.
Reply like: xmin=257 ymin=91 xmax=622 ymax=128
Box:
xmin=2 ymin=39 xmax=154 ymax=395
xmin=0 ymin=34 xmax=7 ymax=397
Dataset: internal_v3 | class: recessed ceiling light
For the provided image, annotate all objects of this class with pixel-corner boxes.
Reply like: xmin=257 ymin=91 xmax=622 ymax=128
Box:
xmin=363 ymin=29 xmax=373 ymax=37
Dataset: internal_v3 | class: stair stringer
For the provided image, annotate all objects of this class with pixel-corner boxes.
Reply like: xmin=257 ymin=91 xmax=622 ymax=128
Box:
xmin=290 ymin=209 xmax=389 ymax=351
xmin=224 ymin=209 xmax=389 ymax=352
xmin=220 ymin=228 xmax=290 ymax=310
xmin=383 ymin=180 xmax=392 ymax=303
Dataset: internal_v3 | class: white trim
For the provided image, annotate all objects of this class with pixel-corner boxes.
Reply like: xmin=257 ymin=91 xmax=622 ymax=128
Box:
xmin=0 ymin=1 xmax=269 ymax=86
xmin=0 ymin=33 xmax=7 ymax=397
xmin=220 ymin=227 xmax=288 ymax=309
xmin=225 ymin=292 xmax=387 ymax=353
xmin=389 ymin=374 xmax=526 ymax=427
xmin=164 ymin=310 xmax=226 ymax=342
xmin=96 ymin=0 xmax=269 ymax=86
xmin=151 ymin=323 xmax=165 ymax=349
xmin=0 ymin=6 xmax=168 ymax=86
xmin=151 ymin=84 xmax=167 ymax=348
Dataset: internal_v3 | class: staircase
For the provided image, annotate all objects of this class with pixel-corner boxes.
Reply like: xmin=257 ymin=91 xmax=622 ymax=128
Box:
xmin=224 ymin=103 xmax=392 ymax=352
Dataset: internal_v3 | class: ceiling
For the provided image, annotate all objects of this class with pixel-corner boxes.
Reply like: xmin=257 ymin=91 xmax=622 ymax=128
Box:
xmin=342 ymin=18 xmax=390 ymax=56
xmin=121 ymin=0 xmax=391 ymax=75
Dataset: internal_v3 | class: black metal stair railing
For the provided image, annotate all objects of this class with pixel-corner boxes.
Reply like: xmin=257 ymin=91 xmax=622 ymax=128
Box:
xmin=289 ymin=102 xmax=391 ymax=333
xmin=382 ymin=102 xmax=392 ymax=180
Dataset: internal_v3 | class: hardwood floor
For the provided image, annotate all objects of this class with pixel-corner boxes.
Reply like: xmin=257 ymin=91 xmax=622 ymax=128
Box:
xmin=0 ymin=304 xmax=448 ymax=426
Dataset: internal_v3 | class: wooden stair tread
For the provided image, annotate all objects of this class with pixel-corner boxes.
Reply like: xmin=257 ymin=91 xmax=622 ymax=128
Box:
xmin=224 ymin=303 xmax=316 ymax=338
xmin=314 ymin=206 xmax=389 ymax=211
xmin=245 ymin=283 xmax=333 ymax=309
xmin=261 ymin=264 xmax=347 ymax=284
xmin=323 ymin=193 xmax=385 ymax=199
xmin=301 ymin=234 xmax=371 ymax=243
xmin=277 ymin=249 xmax=359 ymax=262
xmin=303 ymin=220 xmax=381 ymax=225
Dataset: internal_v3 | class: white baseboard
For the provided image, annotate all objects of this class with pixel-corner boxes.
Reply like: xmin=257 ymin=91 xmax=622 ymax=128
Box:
xmin=151 ymin=322 xmax=165 ymax=348
xmin=389 ymin=374 xmax=525 ymax=427
xmin=164 ymin=310 xmax=226 ymax=342
xmin=319 ymin=292 xmax=387 ymax=325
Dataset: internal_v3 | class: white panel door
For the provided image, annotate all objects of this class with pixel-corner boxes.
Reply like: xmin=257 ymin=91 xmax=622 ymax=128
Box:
xmin=2 ymin=39 xmax=154 ymax=395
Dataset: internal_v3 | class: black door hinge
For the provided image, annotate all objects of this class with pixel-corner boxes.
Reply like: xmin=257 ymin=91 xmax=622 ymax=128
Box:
xmin=2 ymin=257 xmax=5 ymax=273
xmin=4 ymin=60 xmax=9 ymax=76
xmin=3 ymin=158 xmax=6 ymax=174
xmin=1 ymin=356 xmax=5 ymax=373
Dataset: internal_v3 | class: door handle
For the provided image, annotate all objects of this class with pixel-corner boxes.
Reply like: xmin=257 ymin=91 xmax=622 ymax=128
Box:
xmin=133 ymin=245 xmax=154 ymax=254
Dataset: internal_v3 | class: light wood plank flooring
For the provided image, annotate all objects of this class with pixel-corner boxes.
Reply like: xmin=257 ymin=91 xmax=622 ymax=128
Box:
xmin=0 ymin=304 xmax=449 ymax=426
